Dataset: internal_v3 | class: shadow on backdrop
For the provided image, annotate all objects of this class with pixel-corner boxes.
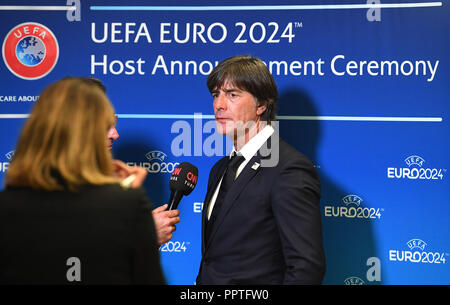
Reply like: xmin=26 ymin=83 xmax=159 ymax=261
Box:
xmin=277 ymin=88 xmax=381 ymax=285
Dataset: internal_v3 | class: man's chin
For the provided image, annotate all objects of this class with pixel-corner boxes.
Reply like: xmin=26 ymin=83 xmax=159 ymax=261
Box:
xmin=216 ymin=122 xmax=234 ymax=136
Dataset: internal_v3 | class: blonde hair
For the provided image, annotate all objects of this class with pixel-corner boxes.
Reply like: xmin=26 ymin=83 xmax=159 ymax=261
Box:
xmin=5 ymin=77 xmax=119 ymax=191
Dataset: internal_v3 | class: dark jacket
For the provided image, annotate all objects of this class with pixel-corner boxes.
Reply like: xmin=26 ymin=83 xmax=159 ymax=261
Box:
xmin=197 ymin=137 xmax=325 ymax=284
xmin=0 ymin=184 xmax=165 ymax=284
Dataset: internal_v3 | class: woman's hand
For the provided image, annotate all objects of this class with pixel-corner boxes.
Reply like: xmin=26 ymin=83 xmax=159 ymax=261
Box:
xmin=113 ymin=159 xmax=147 ymax=188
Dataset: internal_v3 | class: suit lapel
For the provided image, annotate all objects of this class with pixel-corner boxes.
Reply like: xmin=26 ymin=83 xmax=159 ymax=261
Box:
xmin=202 ymin=132 xmax=279 ymax=253
xmin=205 ymin=153 xmax=264 ymax=251
xmin=201 ymin=157 xmax=228 ymax=254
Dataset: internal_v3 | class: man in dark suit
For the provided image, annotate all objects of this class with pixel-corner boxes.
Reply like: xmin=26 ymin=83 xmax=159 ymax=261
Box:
xmin=196 ymin=55 xmax=325 ymax=285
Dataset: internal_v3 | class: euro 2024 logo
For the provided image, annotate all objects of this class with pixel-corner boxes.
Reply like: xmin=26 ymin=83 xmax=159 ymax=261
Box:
xmin=389 ymin=239 xmax=448 ymax=264
xmin=324 ymin=194 xmax=384 ymax=219
xmin=387 ymin=155 xmax=446 ymax=180
xmin=126 ymin=150 xmax=179 ymax=174
xmin=2 ymin=22 xmax=59 ymax=80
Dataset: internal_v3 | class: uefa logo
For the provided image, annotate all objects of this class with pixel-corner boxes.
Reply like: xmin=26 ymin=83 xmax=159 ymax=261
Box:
xmin=1 ymin=150 xmax=14 ymax=173
xmin=145 ymin=150 xmax=167 ymax=162
xmin=126 ymin=150 xmax=179 ymax=174
xmin=387 ymin=155 xmax=446 ymax=180
xmin=2 ymin=22 xmax=59 ymax=80
xmin=5 ymin=150 xmax=14 ymax=161
xmin=389 ymin=238 xmax=448 ymax=264
xmin=323 ymin=194 xmax=383 ymax=220
xmin=344 ymin=277 xmax=365 ymax=285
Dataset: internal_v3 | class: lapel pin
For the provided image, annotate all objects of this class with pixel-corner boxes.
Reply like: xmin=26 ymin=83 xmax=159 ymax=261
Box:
xmin=251 ymin=162 xmax=260 ymax=170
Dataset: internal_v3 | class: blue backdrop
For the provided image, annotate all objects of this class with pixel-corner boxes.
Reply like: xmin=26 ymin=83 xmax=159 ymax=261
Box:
xmin=1 ymin=0 xmax=449 ymax=284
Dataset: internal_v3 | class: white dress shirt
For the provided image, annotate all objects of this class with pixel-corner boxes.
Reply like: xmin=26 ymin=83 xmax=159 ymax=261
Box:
xmin=206 ymin=125 xmax=275 ymax=220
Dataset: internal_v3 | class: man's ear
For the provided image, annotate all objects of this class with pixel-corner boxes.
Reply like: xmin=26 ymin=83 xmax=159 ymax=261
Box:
xmin=256 ymin=104 xmax=267 ymax=116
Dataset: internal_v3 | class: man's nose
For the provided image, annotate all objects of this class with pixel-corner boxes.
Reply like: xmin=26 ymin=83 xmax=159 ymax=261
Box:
xmin=214 ymin=93 xmax=227 ymax=111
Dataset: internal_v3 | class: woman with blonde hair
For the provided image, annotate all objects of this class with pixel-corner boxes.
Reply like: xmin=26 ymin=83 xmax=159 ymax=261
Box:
xmin=0 ymin=77 xmax=165 ymax=284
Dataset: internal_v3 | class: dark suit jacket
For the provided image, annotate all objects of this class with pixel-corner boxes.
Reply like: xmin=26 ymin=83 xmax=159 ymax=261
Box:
xmin=197 ymin=135 xmax=325 ymax=284
xmin=0 ymin=184 xmax=165 ymax=285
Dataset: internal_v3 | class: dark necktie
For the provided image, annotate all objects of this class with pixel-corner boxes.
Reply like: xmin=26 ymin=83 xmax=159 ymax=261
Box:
xmin=206 ymin=152 xmax=245 ymax=240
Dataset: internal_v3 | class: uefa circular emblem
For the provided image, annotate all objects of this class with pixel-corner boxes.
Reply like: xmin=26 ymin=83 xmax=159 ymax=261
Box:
xmin=2 ymin=22 xmax=59 ymax=80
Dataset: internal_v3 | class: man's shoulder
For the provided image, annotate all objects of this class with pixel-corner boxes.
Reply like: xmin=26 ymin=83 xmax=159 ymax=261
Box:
xmin=272 ymin=136 xmax=316 ymax=169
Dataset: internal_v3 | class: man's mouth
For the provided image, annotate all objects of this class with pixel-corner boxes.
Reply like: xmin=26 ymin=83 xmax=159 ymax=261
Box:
xmin=216 ymin=117 xmax=231 ymax=123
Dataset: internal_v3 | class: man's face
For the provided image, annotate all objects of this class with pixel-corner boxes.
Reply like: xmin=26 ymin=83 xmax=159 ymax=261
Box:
xmin=212 ymin=81 xmax=265 ymax=137
xmin=107 ymin=116 xmax=119 ymax=150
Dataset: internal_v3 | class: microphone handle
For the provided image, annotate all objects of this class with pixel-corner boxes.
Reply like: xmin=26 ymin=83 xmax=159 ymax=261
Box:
xmin=168 ymin=190 xmax=184 ymax=210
